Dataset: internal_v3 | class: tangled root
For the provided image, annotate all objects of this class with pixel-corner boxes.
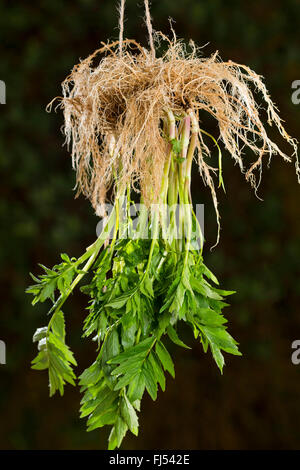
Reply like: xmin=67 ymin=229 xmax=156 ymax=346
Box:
xmin=48 ymin=33 xmax=300 ymax=220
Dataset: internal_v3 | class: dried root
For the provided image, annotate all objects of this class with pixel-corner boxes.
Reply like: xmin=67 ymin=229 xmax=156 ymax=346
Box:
xmin=48 ymin=33 xmax=299 ymax=231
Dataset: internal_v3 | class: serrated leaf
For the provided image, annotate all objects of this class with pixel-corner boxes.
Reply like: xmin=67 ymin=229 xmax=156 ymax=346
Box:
xmin=127 ymin=373 xmax=146 ymax=402
xmin=101 ymin=329 xmax=120 ymax=387
xmin=31 ymin=350 xmax=49 ymax=370
xmin=39 ymin=279 xmax=57 ymax=302
xmin=195 ymin=307 xmax=227 ymax=327
xmin=148 ymin=352 xmax=166 ymax=391
xmin=52 ymin=311 xmax=65 ymax=340
xmin=109 ymin=416 xmax=128 ymax=449
xmin=87 ymin=389 xmax=118 ymax=422
xmin=87 ymin=409 xmax=117 ymax=432
xmin=202 ymin=264 xmax=219 ymax=285
xmin=200 ymin=325 xmax=242 ymax=356
xmin=79 ymin=361 xmax=102 ymax=386
xmin=169 ymin=282 xmax=186 ymax=313
xmin=155 ymin=341 xmax=175 ymax=378
xmin=210 ymin=344 xmax=225 ymax=373
xmin=108 ymin=337 xmax=154 ymax=364
xmin=143 ymin=360 xmax=158 ymax=400
xmin=120 ymin=395 xmax=139 ymax=435
xmin=106 ymin=292 xmax=132 ymax=309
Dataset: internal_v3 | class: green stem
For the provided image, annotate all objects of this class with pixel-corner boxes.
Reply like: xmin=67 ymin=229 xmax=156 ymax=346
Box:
xmin=135 ymin=327 xmax=142 ymax=345
xmin=136 ymin=196 xmax=148 ymax=240
xmin=178 ymin=115 xmax=191 ymax=253
xmin=167 ymin=165 xmax=179 ymax=255
xmin=183 ymin=110 xmax=199 ymax=264
xmin=160 ymin=111 xmax=176 ymax=240
xmin=142 ymin=207 xmax=159 ymax=280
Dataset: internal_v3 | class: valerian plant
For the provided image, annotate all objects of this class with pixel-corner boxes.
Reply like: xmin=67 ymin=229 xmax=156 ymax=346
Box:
xmin=27 ymin=2 xmax=299 ymax=449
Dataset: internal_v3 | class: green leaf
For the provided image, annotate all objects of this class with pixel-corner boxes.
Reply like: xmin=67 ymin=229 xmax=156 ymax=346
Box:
xmin=39 ymin=279 xmax=57 ymax=302
xmin=60 ymin=253 xmax=71 ymax=262
xmin=210 ymin=344 xmax=225 ymax=373
xmin=109 ymin=416 xmax=128 ymax=449
xmin=155 ymin=341 xmax=175 ymax=378
xmin=200 ymin=325 xmax=241 ymax=356
xmin=143 ymin=360 xmax=158 ymax=400
xmin=111 ymin=355 xmax=143 ymax=377
xmin=170 ymin=138 xmax=182 ymax=155
xmin=127 ymin=373 xmax=146 ymax=402
xmin=108 ymin=337 xmax=154 ymax=364
xmin=31 ymin=311 xmax=77 ymax=396
xmin=195 ymin=307 xmax=227 ymax=327
xmin=212 ymin=287 xmax=236 ymax=297
xmin=141 ymin=275 xmax=154 ymax=298
xmin=202 ymin=264 xmax=219 ymax=285
xmin=31 ymin=350 xmax=49 ymax=370
xmin=113 ymin=372 xmax=137 ymax=391
xmin=167 ymin=326 xmax=191 ymax=349
xmin=101 ymin=329 xmax=120 ymax=387
xmin=88 ymin=388 xmax=118 ymax=421
xmin=29 ymin=272 xmax=41 ymax=283
xmin=87 ymin=409 xmax=117 ymax=432
xmin=148 ymin=352 xmax=166 ymax=391
xmin=121 ymin=321 xmax=137 ymax=350
xmin=52 ymin=311 xmax=65 ymax=340
xmin=169 ymin=282 xmax=186 ymax=313
xmin=79 ymin=361 xmax=102 ymax=386
xmin=106 ymin=292 xmax=133 ymax=309
xmin=120 ymin=394 xmax=139 ymax=435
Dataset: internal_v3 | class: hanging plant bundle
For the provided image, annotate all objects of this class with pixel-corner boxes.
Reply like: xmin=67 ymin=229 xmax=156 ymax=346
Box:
xmin=27 ymin=1 xmax=299 ymax=449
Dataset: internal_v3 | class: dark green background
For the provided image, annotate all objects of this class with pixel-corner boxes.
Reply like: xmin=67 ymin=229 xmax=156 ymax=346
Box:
xmin=1 ymin=0 xmax=300 ymax=449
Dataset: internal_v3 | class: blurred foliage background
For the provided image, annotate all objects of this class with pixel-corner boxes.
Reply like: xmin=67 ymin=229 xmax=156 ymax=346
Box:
xmin=1 ymin=0 xmax=300 ymax=450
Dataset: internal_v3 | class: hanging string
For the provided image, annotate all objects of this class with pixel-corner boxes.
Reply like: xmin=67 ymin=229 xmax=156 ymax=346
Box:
xmin=144 ymin=0 xmax=155 ymax=59
xmin=118 ymin=0 xmax=155 ymax=59
xmin=118 ymin=0 xmax=125 ymax=56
